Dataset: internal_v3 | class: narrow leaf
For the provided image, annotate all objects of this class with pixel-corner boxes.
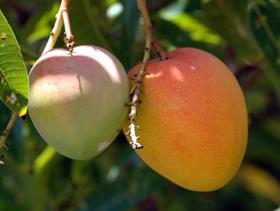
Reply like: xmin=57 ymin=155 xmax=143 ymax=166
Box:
xmin=248 ymin=0 xmax=280 ymax=69
xmin=0 ymin=10 xmax=29 ymax=116
xmin=203 ymin=0 xmax=262 ymax=62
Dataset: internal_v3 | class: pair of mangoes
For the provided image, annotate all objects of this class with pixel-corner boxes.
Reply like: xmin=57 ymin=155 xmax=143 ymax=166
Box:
xmin=28 ymin=45 xmax=247 ymax=191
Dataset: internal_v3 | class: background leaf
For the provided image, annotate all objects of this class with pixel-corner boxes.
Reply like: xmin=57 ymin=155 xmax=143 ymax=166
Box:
xmin=202 ymin=0 xmax=261 ymax=62
xmin=248 ymin=0 xmax=280 ymax=69
xmin=69 ymin=0 xmax=110 ymax=50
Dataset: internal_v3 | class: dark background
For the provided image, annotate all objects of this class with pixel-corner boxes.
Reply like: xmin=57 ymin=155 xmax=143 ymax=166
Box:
xmin=0 ymin=0 xmax=280 ymax=210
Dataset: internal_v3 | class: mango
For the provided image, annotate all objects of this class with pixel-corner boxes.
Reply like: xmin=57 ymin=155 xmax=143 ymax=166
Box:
xmin=124 ymin=48 xmax=248 ymax=191
xmin=28 ymin=45 xmax=129 ymax=160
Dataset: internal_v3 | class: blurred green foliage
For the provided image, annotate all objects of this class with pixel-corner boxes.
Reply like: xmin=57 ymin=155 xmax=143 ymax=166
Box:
xmin=0 ymin=0 xmax=280 ymax=210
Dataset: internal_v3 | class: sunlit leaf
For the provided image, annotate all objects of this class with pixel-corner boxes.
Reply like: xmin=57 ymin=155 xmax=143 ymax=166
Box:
xmin=160 ymin=12 xmax=221 ymax=44
xmin=0 ymin=10 xmax=28 ymax=116
xmin=27 ymin=3 xmax=59 ymax=44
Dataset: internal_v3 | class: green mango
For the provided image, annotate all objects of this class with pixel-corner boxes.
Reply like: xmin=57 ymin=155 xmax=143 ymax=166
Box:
xmin=28 ymin=45 xmax=129 ymax=159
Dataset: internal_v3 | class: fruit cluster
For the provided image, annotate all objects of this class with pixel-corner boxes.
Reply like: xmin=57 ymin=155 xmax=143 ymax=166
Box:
xmin=28 ymin=45 xmax=247 ymax=191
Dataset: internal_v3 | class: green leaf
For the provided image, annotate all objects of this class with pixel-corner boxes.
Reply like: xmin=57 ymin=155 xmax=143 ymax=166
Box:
xmin=0 ymin=10 xmax=28 ymax=116
xmin=153 ymin=18 xmax=223 ymax=56
xmin=248 ymin=0 xmax=280 ymax=69
xmin=26 ymin=3 xmax=59 ymax=44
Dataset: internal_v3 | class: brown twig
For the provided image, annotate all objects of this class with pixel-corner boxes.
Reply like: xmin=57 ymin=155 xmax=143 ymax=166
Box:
xmin=0 ymin=112 xmax=18 ymax=163
xmin=138 ymin=0 xmax=166 ymax=60
xmin=0 ymin=112 xmax=17 ymax=149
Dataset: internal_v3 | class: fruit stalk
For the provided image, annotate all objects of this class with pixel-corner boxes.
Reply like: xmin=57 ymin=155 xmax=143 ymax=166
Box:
xmin=126 ymin=0 xmax=152 ymax=149
xmin=61 ymin=0 xmax=75 ymax=51
xmin=127 ymin=0 xmax=166 ymax=149
xmin=43 ymin=0 xmax=73 ymax=54
xmin=137 ymin=0 xmax=166 ymax=60
xmin=127 ymin=32 xmax=151 ymax=149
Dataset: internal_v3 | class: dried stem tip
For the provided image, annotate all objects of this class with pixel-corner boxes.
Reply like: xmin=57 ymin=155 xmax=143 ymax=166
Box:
xmin=127 ymin=0 xmax=153 ymax=150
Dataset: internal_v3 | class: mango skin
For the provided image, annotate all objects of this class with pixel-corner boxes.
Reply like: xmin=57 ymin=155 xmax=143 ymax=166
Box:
xmin=28 ymin=45 xmax=129 ymax=160
xmin=125 ymin=48 xmax=248 ymax=191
